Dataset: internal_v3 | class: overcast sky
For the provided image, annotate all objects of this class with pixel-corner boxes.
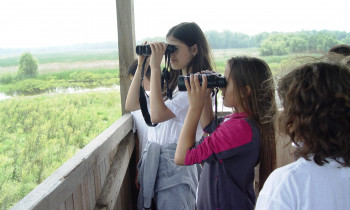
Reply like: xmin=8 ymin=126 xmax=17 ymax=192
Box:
xmin=0 ymin=0 xmax=349 ymax=48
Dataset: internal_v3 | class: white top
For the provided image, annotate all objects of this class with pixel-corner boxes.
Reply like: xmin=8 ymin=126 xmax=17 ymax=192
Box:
xmin=148 ymin=89 xmax=203 ymax=146
xmin=131 ymin=110 xmax=149 ymax=154
xmin=255 ymin=157 xmax=350 ymax=210
xmin=131 ymin=91 xmax=150 ymax=155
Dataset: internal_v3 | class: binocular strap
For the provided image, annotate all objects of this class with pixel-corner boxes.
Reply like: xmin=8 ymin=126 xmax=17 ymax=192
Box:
xmin=161 ymin=52 xmax=172 ymax=100
xmin=139 ymin=56 xmax=158 ymax=127
xmin=213 ymin=87 xmax=219 ymax=125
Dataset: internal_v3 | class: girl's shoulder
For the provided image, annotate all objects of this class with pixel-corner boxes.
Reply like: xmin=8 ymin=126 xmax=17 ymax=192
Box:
xmin=218 ymin=113 xmax=253 ymax=139
xmin=223 ymin=112 xmax=249 ymax=124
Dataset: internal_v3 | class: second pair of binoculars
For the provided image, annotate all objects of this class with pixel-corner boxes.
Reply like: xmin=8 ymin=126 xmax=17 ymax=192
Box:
xmin=136 ymin=44 xmax=176 ymax=56
xmin=178 ymin=73 xmax=227 ymax=91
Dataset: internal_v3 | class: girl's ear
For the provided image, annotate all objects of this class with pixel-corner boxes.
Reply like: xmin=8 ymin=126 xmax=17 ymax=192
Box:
xmin=243 ymin=85 xmax=252 ymax=97
xmin=191 ymin=44 xmax=198 ymax=56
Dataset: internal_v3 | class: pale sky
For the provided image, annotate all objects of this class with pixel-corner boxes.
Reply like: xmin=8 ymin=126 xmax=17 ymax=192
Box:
xmin=0 ymin=0 xmax=349 ymax=48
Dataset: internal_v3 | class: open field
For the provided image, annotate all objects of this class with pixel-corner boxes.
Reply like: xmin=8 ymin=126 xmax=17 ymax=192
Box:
xmin=0 ymin=60 xmax=118 ymax=76
xmin=0 ymin=50 xmax=118 ymax=67
xmin=0 ymin=90 xmax=121 ymax=209
xmin=0 ymin=48 xmax=321 ymax=76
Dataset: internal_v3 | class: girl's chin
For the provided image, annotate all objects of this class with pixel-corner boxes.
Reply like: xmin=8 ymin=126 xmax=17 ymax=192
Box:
xmin=170 ymin=64 xmax=180 ymax=70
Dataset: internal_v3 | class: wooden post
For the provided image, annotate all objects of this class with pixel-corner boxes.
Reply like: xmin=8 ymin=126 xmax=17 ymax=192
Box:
xmin=116 ymin=0 xmax=136 ymax=115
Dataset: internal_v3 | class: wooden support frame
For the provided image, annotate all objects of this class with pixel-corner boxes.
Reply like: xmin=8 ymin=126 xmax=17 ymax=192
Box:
xmin=95 ymin=133 xmax=135 ymax=209
xmin=116 ymin=0 xmax=136 ymax=115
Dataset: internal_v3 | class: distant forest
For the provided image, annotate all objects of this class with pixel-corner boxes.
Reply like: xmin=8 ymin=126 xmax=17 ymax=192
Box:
xmin=1 ymin=30 xmax=349 ymax=56
xmin=205 ymin=30 xmax=350 ymax=55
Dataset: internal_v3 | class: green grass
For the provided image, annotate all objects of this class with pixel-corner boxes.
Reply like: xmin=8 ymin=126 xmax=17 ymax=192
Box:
xmin=0 ymin=91 xmax=121 ymax=209
xmin=0 ymin=48 xmax=324 ymax=96
xmin=0 ymin=70 xmax=119 ymax=96
xmin=0 ymin=50 xmax=118 ymax=67
xmin=37 ymin=68 xmax=118 ymax=80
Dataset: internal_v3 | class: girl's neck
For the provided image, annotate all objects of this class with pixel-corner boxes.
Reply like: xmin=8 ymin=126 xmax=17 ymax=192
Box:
xmin=182 ymin=67 xmax=192 ymax=76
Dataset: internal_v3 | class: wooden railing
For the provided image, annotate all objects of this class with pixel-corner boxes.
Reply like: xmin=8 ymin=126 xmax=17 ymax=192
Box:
xmin=11 ymin=113 xmax=136 ymax=210
xmin=11 ymin=112 xmax=295 ymax=210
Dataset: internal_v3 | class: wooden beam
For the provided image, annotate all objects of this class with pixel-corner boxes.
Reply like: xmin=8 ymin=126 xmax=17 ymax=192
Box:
xmin=116 ymin=0 xmax=136 ymax=115
xmin=95 ymin=133 xmax=135 ymax=209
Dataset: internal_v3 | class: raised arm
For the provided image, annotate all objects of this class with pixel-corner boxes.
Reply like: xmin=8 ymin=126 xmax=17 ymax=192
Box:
xmin=125 ymin=56 xmax=148 ymax=112
xmin=149 ymin=42 xmax=175 ymax=123
xmin=200 ymin=89 xmax=214 ymax=129
xmin=175 ymin=74 xmax=207 ymax=165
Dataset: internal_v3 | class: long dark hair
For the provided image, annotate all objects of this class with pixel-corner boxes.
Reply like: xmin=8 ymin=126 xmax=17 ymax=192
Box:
xmin=164 ymin=22 xmax=213 ymax=98
xmin=277 ymin=62 xmax=350 ymax=167
xmin=227 ymin=56 xmax=277 ymax=191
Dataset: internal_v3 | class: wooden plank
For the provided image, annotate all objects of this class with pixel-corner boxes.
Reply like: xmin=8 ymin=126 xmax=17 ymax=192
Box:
xmin=87 ymin=171 xmax=96 ymax=210
xmin=116 ymin=0 xmax=136 ymax=115
xmin=109 ymin=145 xmax=118 ymax=166
xmin=58 ymin=203 xmax=65 ymax=210
xmin=276 ymin=135 xmax=295 ymax=168
xmin=115 ymin=192 xmax=123 ymax=210
xmin=65 ymin=195 xmax=74 ymax=210
xmin=100 ymin=158 xmax=109 ymax=188
xmin=95 ymin=133 xmax=135 ymax=209
xmin=11 ymin=114 xmax=134 ymax=210
xmin=115 ymin=166 xmax=133 ymax=210
xmin=81 ymin=176 xmax=90 ymax=210
xmin=94 ymin=166 xmax=102 ymax=201
xmin=72 ymin=184 xmax=83 ymax=210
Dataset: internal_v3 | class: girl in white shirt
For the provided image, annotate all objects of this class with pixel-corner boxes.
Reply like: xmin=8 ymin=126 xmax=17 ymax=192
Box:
xmin=255 ymin=61 xmax=350 ymax=210
xmin=125 ymin=22 xmax=214 ymax=209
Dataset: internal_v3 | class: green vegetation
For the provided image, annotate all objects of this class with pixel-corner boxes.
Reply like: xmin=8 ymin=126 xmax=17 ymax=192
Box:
xmin=0 ymin=70 xmax=119 ymax=96
xmin=259 ymin=32 xmax=340 ymax=55
xmin=210 ymin=48 xmax=322 ymax=76
xmin=17 ymin=53 xmax=38 ymax=79
xmin=204 ymin=30 xmax=350 ymax=55
xmin=0 ymin=50 xmax=118 ymax=67
xmin=0 ymin=91 xmax=121 ymax=209
xmin=0 ymin=50 xmax=121 ymax=209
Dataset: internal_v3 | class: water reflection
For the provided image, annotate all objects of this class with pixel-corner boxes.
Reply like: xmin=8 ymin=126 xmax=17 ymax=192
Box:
xmin=0 ymin=85 xmax=119 ymax=101
xmin=0 ymin=92 xmax=11 ymax=101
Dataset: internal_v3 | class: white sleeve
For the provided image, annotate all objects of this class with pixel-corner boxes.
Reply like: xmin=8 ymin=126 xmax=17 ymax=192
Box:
xmin=165 ymin=91 xmax=189 ymax=122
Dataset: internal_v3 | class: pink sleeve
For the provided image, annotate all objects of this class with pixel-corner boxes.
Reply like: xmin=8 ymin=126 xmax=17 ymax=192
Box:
xmin=184 ymin=118 xmax=253 ymax=165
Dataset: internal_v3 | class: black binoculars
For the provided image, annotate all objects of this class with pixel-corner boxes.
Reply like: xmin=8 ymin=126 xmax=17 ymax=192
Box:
xmin=136 ymin=44 xmax=176 ymax=56
xmin=178 ymin=73 xmax=227 ymax=91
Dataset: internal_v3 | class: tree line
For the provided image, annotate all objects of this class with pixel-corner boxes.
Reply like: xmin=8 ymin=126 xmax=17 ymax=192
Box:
xmin=2 ymin=30 xmax=349 ymax=62
xmin=205 ymin=30 xmax=350 ymax=55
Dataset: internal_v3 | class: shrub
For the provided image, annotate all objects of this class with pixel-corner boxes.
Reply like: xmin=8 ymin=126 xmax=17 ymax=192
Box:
xmin=17 ymin=53 xmax=38 ymax=79
xmin=0 ymin=74 xmax=15 ymax=84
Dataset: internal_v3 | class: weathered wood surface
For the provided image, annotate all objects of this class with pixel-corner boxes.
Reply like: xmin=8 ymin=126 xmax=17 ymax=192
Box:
xmin=95 ymin=133 xmax=135 ymax=209
xmin=11 ymin=114 xmax=134 ymax=210
xmin=117 ymin=0 xmax=136 ymax=115
xmin=276 ymin=135 xmax=295 ymax=168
